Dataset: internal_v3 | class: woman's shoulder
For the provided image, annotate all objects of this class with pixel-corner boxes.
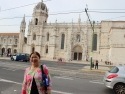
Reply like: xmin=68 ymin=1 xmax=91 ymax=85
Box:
xmin=42 ymin=64 xmax=49 ymax=74
xmin=24 ymin=67 xmax=30 ymax=73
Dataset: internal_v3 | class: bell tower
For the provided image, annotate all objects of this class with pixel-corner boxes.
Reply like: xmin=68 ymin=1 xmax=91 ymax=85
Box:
xmin=18 ymin=14 xmax=26 ymax=53
xmin=31 ymin=1 xmax=48 ymax=25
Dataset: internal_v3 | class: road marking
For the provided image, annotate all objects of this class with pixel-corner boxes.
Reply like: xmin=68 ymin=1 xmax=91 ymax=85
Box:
xmin=54 ymin=76 xmax=73 ymax=80
xmin=0 ymin=78 xmax=22 ymax=85
xmin=0 ymin=78 xmax=74 ymax=94
xmin=89 ymin=80 xmax=104 ymax=84
xmin=52 ymin=90 xmax=74 ymax=94
xmin=2 ymin=68 xmax=16 ymax=71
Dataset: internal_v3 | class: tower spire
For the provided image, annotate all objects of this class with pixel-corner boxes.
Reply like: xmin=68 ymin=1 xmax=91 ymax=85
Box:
xmin=41 ymin=0 xmax=43 ymax=2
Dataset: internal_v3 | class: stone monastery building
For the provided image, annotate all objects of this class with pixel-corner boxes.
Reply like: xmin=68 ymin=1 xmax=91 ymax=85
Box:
xmin=1 ymin=1 xmax=125 ymax=64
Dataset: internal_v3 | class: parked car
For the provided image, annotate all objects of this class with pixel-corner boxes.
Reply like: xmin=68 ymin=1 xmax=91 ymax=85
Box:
xmin=103 ymin=65 xmax=125 ymax=94
xmin=11 ymin=53 xmax=30 ymax=62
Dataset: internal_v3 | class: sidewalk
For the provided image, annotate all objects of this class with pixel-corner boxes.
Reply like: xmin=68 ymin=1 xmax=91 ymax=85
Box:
xmin=0 ymin=57 xmax=111 ymax=73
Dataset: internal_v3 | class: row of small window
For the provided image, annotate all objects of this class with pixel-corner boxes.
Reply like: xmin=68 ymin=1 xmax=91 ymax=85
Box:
xmin=1 ymin=39 xmax=18 ymax=44
xmin=35 ymin=18 xmax=47 ymax=25
xmin=32 ymin=33 xmax=81 ymax=42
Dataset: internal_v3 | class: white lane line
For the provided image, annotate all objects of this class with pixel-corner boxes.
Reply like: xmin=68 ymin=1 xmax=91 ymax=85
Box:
xmin=52 ymin=90 xmax=74 ymax=94
xmin=0 ymin=62 xmax=29 ymax=67
xmin=2 ymin=68 xmax=16 ymax=71
xmin=54 ymin=76 xmax=73 ymax=80
xmin=89 ymin=80 xmax=104 ymax=84
xmin=0 ymin=78 xmax=74 ymax=94
xmin=0 ymin=79 xmax=22 ymax=85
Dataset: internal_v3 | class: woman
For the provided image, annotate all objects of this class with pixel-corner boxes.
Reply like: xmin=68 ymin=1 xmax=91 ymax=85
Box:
xmin=22 ymin=51 xmax=52 ymax=94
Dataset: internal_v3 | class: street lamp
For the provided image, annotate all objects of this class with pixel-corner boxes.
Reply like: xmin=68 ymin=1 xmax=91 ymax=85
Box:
xmin=85 ymin=8 xmax=95 ymax=70
xmin=90 ymin=21 xmax=95 ymax=70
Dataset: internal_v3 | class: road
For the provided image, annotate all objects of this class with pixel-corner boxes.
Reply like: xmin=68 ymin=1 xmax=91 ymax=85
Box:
xmin=0 ymin=59 xmax=114 ymax=94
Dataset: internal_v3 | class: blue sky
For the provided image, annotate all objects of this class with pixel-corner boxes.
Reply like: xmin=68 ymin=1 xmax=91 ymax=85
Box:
xmin=0 ymin=0 xmax=125 ymax=35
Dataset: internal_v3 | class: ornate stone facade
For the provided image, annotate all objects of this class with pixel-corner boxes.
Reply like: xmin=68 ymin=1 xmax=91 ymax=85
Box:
xmin=1 ymin=1 xmax=125 ymax=64
xmin=18 ymin=1 xmax=125 ymax=63
xmin=0 ymin=33 xmax=19 ymax=56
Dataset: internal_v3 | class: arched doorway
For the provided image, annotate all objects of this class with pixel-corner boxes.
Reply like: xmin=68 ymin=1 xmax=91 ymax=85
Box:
xmin=1 ymin=48 xmax=5 ymax=55
xmin=7 ymin=48 xmax=11 ymax=54
xmin=72 ymin=45 xmax=83 ymax=60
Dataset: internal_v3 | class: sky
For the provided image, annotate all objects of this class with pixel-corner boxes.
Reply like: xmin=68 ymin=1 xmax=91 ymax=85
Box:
xmin=1 ymin=0 xmax=125 ymax=36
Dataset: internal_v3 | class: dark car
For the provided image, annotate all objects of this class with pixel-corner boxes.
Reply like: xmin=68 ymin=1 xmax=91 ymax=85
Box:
xmin=11 ymin=53 xmax=30 ymax=62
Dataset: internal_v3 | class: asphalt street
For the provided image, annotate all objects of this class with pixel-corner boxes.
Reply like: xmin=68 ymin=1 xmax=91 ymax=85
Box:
xmin=0 ymin=59 xmax=114 ymax=94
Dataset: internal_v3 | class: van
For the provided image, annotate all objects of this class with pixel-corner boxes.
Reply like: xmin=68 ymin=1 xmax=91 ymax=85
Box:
xmin=11 ymin=53 xmax=30 ymax=62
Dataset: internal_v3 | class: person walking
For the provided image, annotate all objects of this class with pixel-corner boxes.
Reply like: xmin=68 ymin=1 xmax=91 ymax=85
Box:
xmin=95 ymin=60 xmax=99 ymax=69
xmin=22 ymin=51 xmax=52 ymax=94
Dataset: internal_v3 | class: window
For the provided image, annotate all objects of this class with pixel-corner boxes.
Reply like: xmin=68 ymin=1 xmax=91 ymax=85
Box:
xmin=15 ymin=39 xmax=18 ymax=44
xmin=35 ymin=18 xmax=38 ymax=25
xmin=14 ymin=49 xmax=17 ymax=53
xmin=32 ymin=47 xmax=35 ymax=53
xmin=61 ymin=34 xmax=65 ymax=49
xmin=10 ymin=39 xmax=11 ymax=43
xmin=93 ymin=34 xmax=97 ymax=51
xmin=4 ymin=39 xmax=6 ymax=43
xmin=47 ymin=33 xmax=49 ymax=41
xmin=33 ymin=34 xmax=36 ymax=40
xmin=77 ymin=35 xmax=80 ymax=42
xmin=109 ymin=67 xmax=119 ymax=73
xmin=46 ymin=45 xmax=48 ymax=53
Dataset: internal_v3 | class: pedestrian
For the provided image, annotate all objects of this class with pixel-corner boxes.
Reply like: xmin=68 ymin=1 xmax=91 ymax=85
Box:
xmin=95 ymin=60 xmax=99 ymax=69
xmin=22 ymin=51 xmax=52 ymax=94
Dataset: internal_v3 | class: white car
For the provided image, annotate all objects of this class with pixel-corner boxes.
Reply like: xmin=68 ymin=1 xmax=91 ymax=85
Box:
xmin=103 ymin=65 xmax=125 ymax=94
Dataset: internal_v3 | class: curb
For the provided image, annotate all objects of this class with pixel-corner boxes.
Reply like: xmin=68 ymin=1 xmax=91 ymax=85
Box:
xmin=81 ymin=69 xmax=108 ymax=74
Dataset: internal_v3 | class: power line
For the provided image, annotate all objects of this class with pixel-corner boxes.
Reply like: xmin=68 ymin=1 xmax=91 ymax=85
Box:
xmin=88 ymin=11 xmax=125 ymax=13
xmin=0 ymin=0 xmax=51 ymax=12
xmin=104 ymin=15 xmax=125 ymax=20
xmin=89 ymin=9 xmax=125 ymax=10
xmin=0 ymin=25 xmax=19 ymax=26
xmin=0 ymin=11 xmax=85 ymax=20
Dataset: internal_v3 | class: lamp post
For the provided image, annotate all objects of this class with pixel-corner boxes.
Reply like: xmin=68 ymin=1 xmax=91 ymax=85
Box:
xmin=90 ymin=21 xmax=95 ymax=70
xmin=85 ymin=8 xmax=95 ymax=70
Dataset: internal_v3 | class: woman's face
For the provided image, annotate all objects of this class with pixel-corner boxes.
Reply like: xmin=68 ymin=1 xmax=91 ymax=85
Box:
xmin=30 ymin=53 xmax=40 ymax=66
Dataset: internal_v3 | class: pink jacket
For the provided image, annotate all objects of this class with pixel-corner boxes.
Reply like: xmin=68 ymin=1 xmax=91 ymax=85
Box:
xmin=22 ymin=65 xmax=52 ymax=94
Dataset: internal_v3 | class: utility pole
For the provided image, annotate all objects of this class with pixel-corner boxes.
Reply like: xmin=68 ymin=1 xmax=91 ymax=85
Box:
xmin=85 ymin=7 xmax=95 ymax=70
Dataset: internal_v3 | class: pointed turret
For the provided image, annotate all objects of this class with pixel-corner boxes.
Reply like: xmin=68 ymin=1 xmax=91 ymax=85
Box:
xmin=78 ymin=14 xmax=81 ymax=24
xmin=18 ymin=14 xmax=26 ymax=53
xmin=20 ymin=14 xmax=26 ymax=29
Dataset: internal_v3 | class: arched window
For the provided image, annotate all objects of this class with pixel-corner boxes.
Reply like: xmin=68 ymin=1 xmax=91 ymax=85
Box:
xmin=35 ymin=18 xmax=38 ymax=25
xmin=32 ymin=47 xmax=35 ymax=53
xmin=33 ymin=34 xmax=36 ymax=40
xmin=61 ymin=34 xmax=65 ymax=49
xmin=93 ymin=34 xmax=97 ymax=51
xmin=77 ymin=35 xmax=80 ymax=42
xmin=4 ymin=39 xmax=6 ymax=43
xmin=47 ymin=33 xmax=49 ymax=41
xmin=14 ymin=49 xmax=17 ymax=53
xmin=2 ymin=48 xmax=5 ymax=55
xmin=10 ymin=39 xmax=12 ymax=43
xmin=46 ymin=45 xmax=48 ymax=53
xmin=15 ymin=39 xmax=18 ymax=44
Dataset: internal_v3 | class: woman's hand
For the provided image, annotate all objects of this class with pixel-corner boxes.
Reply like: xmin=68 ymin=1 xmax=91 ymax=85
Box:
xmin=47 ymin=89 xmax=51 ymax=94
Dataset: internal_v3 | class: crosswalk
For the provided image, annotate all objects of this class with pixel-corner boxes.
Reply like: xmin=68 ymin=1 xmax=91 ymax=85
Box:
xmin=0 ymin=60 xmax=104 ymax=80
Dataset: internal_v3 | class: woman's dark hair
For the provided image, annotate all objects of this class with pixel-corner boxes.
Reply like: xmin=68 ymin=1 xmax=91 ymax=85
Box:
xmin=30 ymin=51 xmax=41 ymax=59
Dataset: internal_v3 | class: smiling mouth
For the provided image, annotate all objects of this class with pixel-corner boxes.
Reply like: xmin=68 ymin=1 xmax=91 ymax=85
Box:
xmin=33 ymin=60 xmax=37 ymax=62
